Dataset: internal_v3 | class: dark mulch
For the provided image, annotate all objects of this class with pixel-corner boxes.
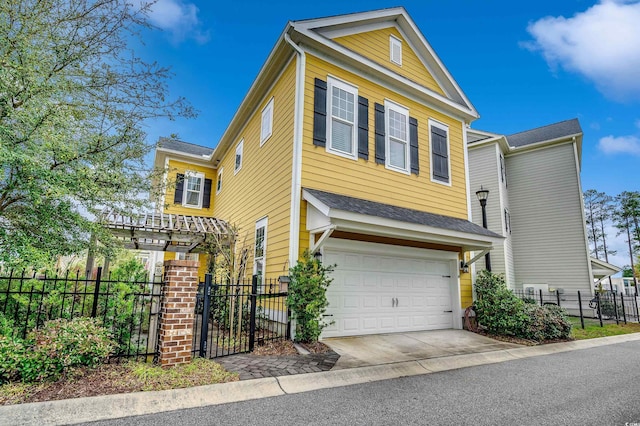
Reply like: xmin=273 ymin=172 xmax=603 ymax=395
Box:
xmin=474 ymin=329 xmax=574 ymax=346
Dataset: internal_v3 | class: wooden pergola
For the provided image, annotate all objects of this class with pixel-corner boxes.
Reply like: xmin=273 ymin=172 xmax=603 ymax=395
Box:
xmin=100 ymin=210 xmax=231 ymax=253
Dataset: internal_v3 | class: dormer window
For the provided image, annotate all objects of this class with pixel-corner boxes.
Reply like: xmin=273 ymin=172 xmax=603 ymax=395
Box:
xmin=390 ymin=35 xmax=402 ymax=66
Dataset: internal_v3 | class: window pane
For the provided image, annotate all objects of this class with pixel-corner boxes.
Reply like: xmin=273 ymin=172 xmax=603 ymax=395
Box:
xmin=389 ymin=139 xmax=406 ymax=169
xmin=186 ymin=190 xmax=199 ymax=205
xmin=235 ymin=153 xmax=242 ymax=170
xmin=331 ymin=119 xmax=353 ymax=153
xmin=389 ymin=109 xmax=406 ymax=141
xmin=255 ymin=226 xmax=265 ymax=258
xmin=331 ymin=87 xmax=354 ymax=123
xmin=186 ymin=176 xmax=201 ymax=192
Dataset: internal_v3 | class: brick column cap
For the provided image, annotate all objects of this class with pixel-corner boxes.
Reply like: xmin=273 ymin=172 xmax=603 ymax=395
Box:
xmin=164 ymin=259 xmax=200 ymax=269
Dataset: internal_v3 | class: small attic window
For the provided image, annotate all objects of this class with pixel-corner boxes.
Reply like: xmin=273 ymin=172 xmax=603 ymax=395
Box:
xmin=390 ymin=35 xmax=402 ymax=66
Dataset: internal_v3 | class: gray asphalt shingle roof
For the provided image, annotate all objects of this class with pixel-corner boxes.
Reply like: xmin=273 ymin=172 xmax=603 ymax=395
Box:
xmin=304 ymin=189 xmax=502 ymax=239
xmin=506 ymin=119 xmax=582 ymax=148
xmin=158 ymin=137 xmax=214 ymax=157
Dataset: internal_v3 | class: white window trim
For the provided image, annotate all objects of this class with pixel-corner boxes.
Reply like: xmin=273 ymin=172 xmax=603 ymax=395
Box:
xmin=390 ymin=35 xmax=402 ymax=66
xmin=429 ymin=119 xmax=452 ymax=187
xmin=384 ymin=99 xmax=410 ymax=175
xmin=234 ymin=139 xmax=244 ymax=175
xmin=216 ymin=168 xmax=223 ymax=195
xmin=176 ymin=253 xmax=199 ymax=261
xmin=182 ymin=171 xmax=205 ymax=209
xmin=253 ymin=217 xmax=268 ymax=291
xmin=260 ymin=98 xmax=274 ymax=146
xmin=326 ymin=76 xmax=358 ymax=160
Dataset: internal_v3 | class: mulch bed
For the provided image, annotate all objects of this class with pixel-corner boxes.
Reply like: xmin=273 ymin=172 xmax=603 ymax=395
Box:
xmin=251 ymin=339 xmax=333 ymax=356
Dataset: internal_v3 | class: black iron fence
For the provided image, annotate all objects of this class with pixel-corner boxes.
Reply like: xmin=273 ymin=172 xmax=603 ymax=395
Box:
xmin=193 ymin=274 xmax=290 ymax=359
xmin=0 ymin=267 xmax=162 ymax=361
xmin=513 ymin=289 xmax=640 ymax=329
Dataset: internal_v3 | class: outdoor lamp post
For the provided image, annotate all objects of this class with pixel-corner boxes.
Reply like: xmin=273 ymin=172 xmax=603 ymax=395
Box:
xmin=476 ymin=186 xmax=492 ymax=272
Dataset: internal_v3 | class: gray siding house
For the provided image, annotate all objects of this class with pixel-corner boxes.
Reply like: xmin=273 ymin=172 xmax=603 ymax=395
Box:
xmin=467 ymin=119 xmax=618 ymax=295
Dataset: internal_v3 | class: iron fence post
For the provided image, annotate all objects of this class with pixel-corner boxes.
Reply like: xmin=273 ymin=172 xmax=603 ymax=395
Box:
xmin=199 ymin=274 xmax=212 ymax=358
xmin=249 ymin=275 xmax=258 ymax=352
xmin=621 ymin=294 xmax=627 ymax=324
xmin=90 ymin=267 xmax=102 ymax=318
xmin=539 ymin=289 xmax=543 ymax=306
xmin=597 ymin=293 xmax=603 ymax=327
xmin=613 ymin=293 xmax=619 ymax=325
xmin=578 ymin=291 xmax=585 ymax=329
xmin=556 ymin=290 xmax=561 ymax=307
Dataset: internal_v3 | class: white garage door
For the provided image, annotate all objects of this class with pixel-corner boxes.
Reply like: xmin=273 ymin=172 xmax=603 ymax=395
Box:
xmin=321 ymin=239 xmax=456 ymax=338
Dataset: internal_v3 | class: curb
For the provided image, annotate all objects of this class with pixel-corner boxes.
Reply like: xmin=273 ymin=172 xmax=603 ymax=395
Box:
xmin=2 ymin=333 xmax=640 ymax=426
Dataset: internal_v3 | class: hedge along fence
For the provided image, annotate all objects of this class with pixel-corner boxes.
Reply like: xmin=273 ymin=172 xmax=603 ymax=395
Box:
xmin=473 ymin=270 xmax=572 ymax=341
xmin=0 ymin=267 xmax=162 ymax=361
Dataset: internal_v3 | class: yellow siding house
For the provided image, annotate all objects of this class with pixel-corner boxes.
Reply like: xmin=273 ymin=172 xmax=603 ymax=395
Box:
xmin=153 ymin=8 xmax=503 ymax=338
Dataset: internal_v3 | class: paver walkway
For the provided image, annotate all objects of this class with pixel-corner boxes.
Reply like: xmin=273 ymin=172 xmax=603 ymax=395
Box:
xmin=216 ymin=351 xmax=340 ymax=380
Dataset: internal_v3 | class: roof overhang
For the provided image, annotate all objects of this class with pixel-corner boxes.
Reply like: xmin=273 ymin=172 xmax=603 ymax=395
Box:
xmin=303 ymin=189 xmax=502 ymax=252
xmin=591 ymin=257 xmax=621 ymax=280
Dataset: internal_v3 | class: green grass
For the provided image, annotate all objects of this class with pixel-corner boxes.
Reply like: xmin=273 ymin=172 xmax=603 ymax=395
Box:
xmin=569 ymin=317 xmax=640 ymax=339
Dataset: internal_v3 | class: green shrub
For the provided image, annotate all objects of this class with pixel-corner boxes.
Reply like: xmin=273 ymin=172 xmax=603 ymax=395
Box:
xmin=473 ymin=270 xmax=572 ymax=341
xmin=286 ymin=251 xmax=335 ymax=343
xmin=0 ymin=317 xmax=114 ymax=384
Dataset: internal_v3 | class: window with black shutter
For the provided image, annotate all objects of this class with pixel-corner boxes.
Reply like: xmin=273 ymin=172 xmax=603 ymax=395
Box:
xmin=430 ymin=122 xmax=449 ymax=183
xmin=174 ymin=173 xmax=184 ymax=204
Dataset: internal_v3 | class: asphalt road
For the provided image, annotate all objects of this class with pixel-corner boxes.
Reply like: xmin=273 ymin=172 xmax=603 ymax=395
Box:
xmin=85 ymin=341 xmax=640 ymax=426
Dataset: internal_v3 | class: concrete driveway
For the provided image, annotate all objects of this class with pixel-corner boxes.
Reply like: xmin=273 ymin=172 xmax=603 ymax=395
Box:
xmin=323 ymin=329 xmax=522 ymax=369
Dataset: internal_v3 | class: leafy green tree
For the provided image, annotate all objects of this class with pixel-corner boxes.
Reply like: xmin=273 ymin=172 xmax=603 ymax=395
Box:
xmin=0 ymin=0 xmax=194 ymax=268
xmin=584 ymin=189 xmax=616 ymax=261
xmin=613 ymin=191 xmax=640 ymax=287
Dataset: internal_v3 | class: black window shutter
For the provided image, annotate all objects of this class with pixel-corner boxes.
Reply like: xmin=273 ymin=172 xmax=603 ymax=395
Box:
xmin=202 ymin=178 xmax=212 ymax=208
xmin=431 ymin=127 xmax=449 ymax=182
xmin=174 ymin=173 xmax=184 ymax=204
xmin=374 ymin=103 xmax=385 ymax=164
xmin=409 ymin=117 xmax=419 ymax=175
xmin=357 ymin=96 xmax=369 ymax=160
xmin=313 ymin=78 xmax=327 ymax=147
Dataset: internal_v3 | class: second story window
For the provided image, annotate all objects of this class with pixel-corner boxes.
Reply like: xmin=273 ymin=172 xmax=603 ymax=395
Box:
xmin=184 ymin=173 xmax=203 ymax=207
xmin=385 ymin=100 xmax=410 ymax=173
xmin=235 ymin=139 xmax=244 ymax=174
xmin=261 ymin=98 xmax=274 ymax=145
xmin=327 ymin=77 xmax=358 ymax=159
xmin=390 ymin=35 xmax=402 ymax=66
xmin=216 ymin=168 xmax=223 ymax=194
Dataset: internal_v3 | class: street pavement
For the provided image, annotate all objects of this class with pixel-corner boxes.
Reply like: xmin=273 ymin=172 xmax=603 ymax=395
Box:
xmin=83 ymin=340 xmax=640 ymax=426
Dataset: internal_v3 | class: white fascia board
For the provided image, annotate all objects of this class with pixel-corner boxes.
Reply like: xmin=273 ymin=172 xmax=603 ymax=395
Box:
xmin=155 ymin=147 xmax=213 ymax=162
xmin=293 ymin=8 xmax=405 ymax=31
xmin=507 ymin=134 xmax=582 ymax=156
xmin=302 ymin=189 xmax=331 ymax=216
xmin=293 ymin=29 xmax=478 ymax=121
xmin=590 ymin=257 xmax=622 ymax=274
xmin=467 ymin=135 xmax=511 ymax=153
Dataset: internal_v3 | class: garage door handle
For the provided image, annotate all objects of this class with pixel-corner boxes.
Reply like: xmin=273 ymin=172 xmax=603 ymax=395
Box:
xmin=444 ymin=310 xmax=453 ymax=313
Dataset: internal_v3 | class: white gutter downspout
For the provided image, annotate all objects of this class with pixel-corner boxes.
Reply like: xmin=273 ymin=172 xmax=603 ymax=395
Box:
xmin=284 ymin=32 xmax=306 ymax=269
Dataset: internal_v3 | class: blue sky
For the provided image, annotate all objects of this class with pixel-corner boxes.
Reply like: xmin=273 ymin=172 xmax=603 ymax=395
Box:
xmin=135 ymin=0 xmax=640 ymax=267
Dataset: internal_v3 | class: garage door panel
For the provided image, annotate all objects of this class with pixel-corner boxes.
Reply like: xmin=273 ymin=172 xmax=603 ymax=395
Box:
xmin=322 ymin=241 xmax=455 ymax=338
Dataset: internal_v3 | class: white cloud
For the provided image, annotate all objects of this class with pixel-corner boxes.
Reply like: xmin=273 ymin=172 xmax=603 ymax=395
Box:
xmin=140 ymin=0 xmax=209 ymax=44
xmin=525 ymin=1 xmax=640 ymax=102
xmin=598 ymin=135 xmax=640 ymax=155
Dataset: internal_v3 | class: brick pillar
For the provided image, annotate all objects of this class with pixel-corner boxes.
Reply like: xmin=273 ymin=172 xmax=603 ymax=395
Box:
xmin=158 ymin=259 xmax=199 ymax=367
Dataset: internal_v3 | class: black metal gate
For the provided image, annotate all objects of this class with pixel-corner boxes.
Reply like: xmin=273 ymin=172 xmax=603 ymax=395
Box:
xmin=193 ymin=274 xmax=290 ymax=358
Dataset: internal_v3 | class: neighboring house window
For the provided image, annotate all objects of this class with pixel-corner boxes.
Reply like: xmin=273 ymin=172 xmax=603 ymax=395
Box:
xmin=261 ymin=98 xmax=274 ymax=145
xmin=390 ymin=35 xmax=402 ymax=66
xmin=327 ymin=77 xmax=358 ymax=159
xmin=235 ymin=139 xmax=243 ymax=174
xmin=254 ymin=217 xmax=267 ymax=291
xmin=176 ymin=253 xmax=199 ymax=261
xmin=384 ymin=100 xmax=410 ymax=174
xmin=504 ymin=208 xmax=511 ymax=234
xmin=216 ymin=168 xmax=223 ymax=194
xmin=173 ymin=172 xmax=212 ymax=208
xmin=430 ymin=120 xmax=450 ymax=184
